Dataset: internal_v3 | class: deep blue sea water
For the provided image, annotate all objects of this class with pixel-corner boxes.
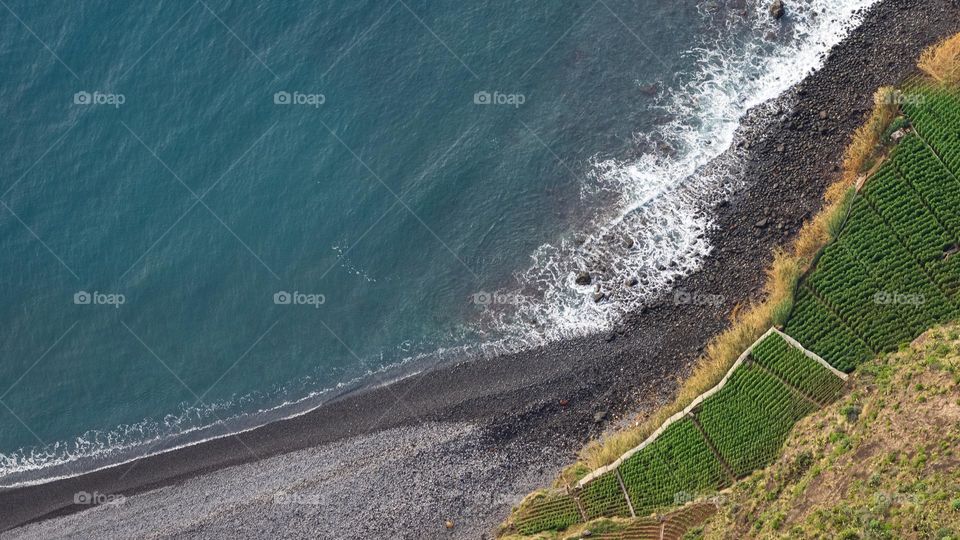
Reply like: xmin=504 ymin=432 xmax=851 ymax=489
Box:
xmin=0 ymin=0 xmax=875 ymax=484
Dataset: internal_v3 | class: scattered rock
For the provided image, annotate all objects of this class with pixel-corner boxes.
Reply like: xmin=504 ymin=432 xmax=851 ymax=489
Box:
xmin=819 ymin=110 xmax=828 ymax=120
xmin=622 ymin=235 xmax=635 ymax=248
xmin=625 ymin=276 xmax=639 ymax=287
xmin=575 ymin=271 xmax=592 ymax=286
xmin=559 ymin=399 xmax=569 ymax=406
xmin=943 ymin=243 xmax=960 ymax=259
xmin=593 ymin=411 xmax=607 ymax=423
xmin=769 ymin=0 xmax=785 ymax=19
xmin=445 ymin=520 xmax=455 ymax=530
xmin=755 ymin=218 xmax=769 ymax=228
xmin=592 ymin=292 xmax=605 ymax=303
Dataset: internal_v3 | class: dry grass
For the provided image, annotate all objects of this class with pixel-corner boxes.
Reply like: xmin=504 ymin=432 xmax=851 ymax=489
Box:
xmin=919 ymin=32 xmax=960 ymax=85
xmin=839 ymin=87 xmax=897 ymax=188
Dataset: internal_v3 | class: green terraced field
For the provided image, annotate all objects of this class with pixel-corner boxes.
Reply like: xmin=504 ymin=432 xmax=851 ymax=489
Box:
xmin=514 ymin=490 xmax=582 ymax=534
xmin=617 ymin=418 xmax=730 ymax=517
xmin=783 ymin=87 xmax=960 ymax=372
xmin=695 ymin=362 xmax=817 ymax=477
xmin=782 ymin=286 xmax=874 ymax=373
xmin=513 ymin=332 xmax=844 ymax=534
xmin=748 ymin=333 xmax=845 ymax=404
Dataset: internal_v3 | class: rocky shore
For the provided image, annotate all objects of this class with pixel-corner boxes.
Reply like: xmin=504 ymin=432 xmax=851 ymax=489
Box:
xmin=3 ymin=0 xmax=959 ymax=538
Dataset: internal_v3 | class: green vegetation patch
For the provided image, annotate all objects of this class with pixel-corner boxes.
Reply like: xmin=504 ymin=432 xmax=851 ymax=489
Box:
xmin=783 ymin=286 xmax=874 ymax=373
xmin=577 ymin=470 xmax=631 ymax=520
xmin=696 ymin=363 xmax=818 ymax=478
xmin=514 ymin=490 xmax=582 ymax=535
xmin=781 ymin=88 xmax=960 ymax=373
xmin=749 ymin=332 xmax=845 ymax=404
xmin=616 ymin=417 xmax=730 ymax=517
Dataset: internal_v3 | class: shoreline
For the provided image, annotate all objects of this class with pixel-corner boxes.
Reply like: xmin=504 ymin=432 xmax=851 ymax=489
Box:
xmin=3 ymin=0 xmax=959 ymax=536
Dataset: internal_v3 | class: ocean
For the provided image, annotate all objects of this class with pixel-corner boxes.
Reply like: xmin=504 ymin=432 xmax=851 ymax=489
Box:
xmin=0 ymin=0 xmax=875 ymax=486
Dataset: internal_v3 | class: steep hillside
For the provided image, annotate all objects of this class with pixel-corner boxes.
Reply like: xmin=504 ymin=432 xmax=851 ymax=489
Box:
xmin=699 ymin=324 xmax=960 ymax=539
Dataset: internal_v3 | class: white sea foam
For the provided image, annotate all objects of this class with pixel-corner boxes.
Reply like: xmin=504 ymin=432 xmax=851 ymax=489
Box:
xmin=479 ymin=0 xmax=879 ymax=351
xmin=0 ymin=357 xmax=417 ymax=488
xmin=0 ymin=0 xmax=878 ymax=486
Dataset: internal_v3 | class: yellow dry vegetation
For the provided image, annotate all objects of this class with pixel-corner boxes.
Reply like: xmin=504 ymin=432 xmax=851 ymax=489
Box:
xmin=919 ymin=32 xmax=960 ymax=85
xmin=839 ymin=86 xmax=897 ymax=188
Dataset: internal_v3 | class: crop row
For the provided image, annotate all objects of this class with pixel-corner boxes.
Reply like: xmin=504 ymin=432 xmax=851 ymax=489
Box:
xmin=840 ymin=198 xmax=957 ymax=326
xmin=805 ymin=242 xmax=913 ymax=351
xmin=901 ymin=89 xmax=960 ymax=172
xmin=578 ymin=469 xmax=631 ymax=520
xmin=749 ymin=332 xmax=845 ymax=404
xmin=893 ymin=135 xmax=960 ymax=243
xmin=514 ymin=490 xmax=581 ymax=534
xmin=864 ymin=162 xmax=954 ymax=265
xmin=783 ymin=286 xmax=874 ymax=372
xmin=868 ymin=151 xmax=960 ymax=298
xmin=696 ymin=362 xmax=817 ymax=477
xmin=616 ymin=417 xmax=730 ymax=518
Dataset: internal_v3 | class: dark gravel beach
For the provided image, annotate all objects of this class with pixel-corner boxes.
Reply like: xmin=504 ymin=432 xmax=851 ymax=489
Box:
xmin=3 ymin=0 xmax=960 ymax=537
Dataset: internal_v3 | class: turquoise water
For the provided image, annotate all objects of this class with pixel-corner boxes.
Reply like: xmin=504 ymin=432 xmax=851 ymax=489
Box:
xmin=0 ymin=0 xmax=874 ymax=483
